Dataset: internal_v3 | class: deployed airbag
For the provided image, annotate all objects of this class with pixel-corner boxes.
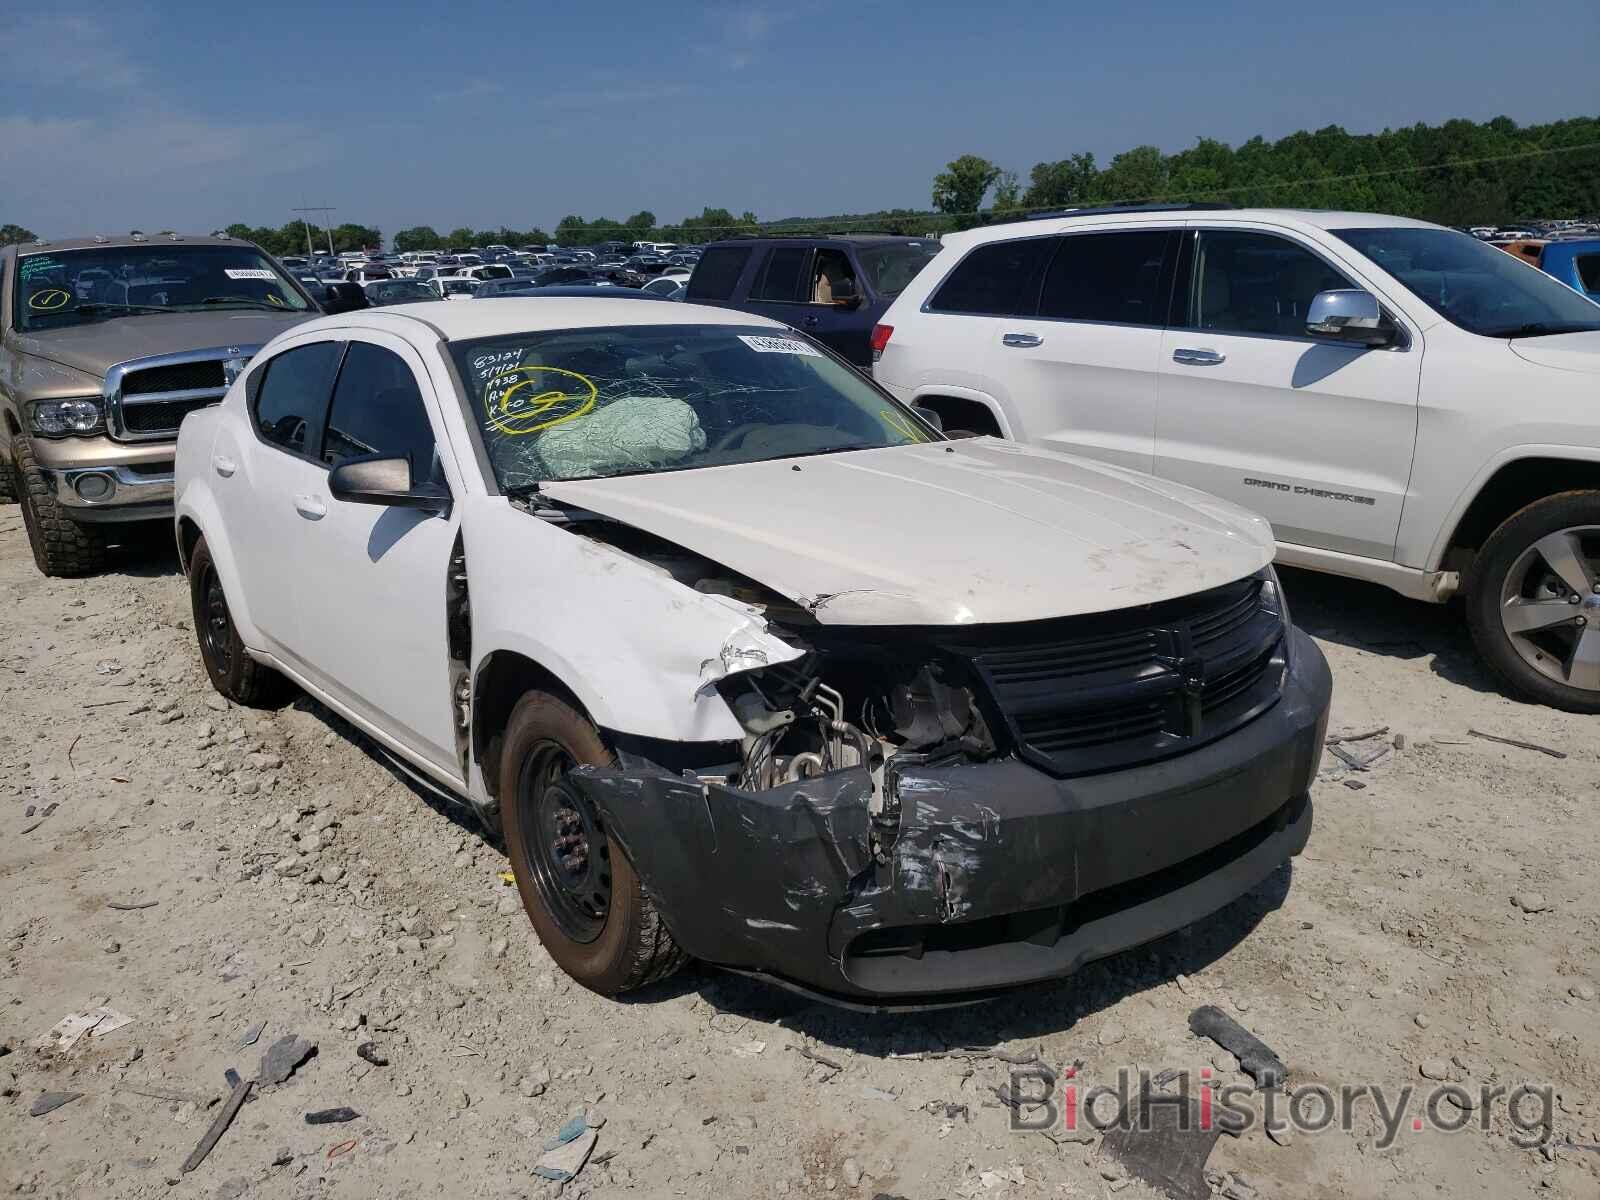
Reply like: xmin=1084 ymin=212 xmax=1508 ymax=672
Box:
xmin=536 ymin=396 xmax=706 ymax=479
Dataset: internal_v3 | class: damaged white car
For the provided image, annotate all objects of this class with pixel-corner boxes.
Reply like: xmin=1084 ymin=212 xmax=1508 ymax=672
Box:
xmin=173 ymin=299 xmax=1331 ymax=1005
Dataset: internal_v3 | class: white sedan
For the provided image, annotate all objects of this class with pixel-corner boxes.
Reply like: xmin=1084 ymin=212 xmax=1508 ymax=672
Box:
xmin=172 ymin=300 xmax=1328 ymax=1004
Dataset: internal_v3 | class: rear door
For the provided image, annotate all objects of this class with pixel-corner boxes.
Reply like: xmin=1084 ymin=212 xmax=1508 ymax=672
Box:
xmin=219 ymin=339 xmax=344 ymax=662
xmin=1153 ymin=226 xmax=1422 ymax=560
xmin=974 ymin=228 xmax=1177 ymax=473
xmin=685 ymin=244 xmax=753 ymax=307
xmin=741 ymin=245 xmax=812 ymax=332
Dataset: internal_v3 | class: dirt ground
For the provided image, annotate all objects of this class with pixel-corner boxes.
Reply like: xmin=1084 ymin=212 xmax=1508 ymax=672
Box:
xmin=1 ymin=515 xmax=1598 ymax=1200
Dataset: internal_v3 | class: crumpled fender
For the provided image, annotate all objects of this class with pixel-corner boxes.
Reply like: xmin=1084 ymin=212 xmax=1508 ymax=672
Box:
xmin=464 ymin=496 xmax=802 ymax=743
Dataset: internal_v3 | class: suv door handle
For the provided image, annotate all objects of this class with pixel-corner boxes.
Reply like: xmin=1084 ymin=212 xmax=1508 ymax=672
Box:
xmin=1002 ymin=332 xmax=1043 ymax=348
xmin=1172 ymin=347 xmax=1226 ymax=366
xmin=293 ymin=495 xmax=326 ymax=520
xmin=801 ymin=314 xmax=820 ymax=327
xmin=212 ymin=454 xmax=236 ymax=477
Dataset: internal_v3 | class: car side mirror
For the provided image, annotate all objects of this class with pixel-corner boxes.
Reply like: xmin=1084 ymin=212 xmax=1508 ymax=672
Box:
xmin=328 ymin=455 xmax=451 ymax=513
xmin=911 ymin=404 xmax=944 ymax=432
xmin=831 ymin=279 xmax=862 ymax=308
xmin=1306 ymin=289 xmax=1394 ymax=346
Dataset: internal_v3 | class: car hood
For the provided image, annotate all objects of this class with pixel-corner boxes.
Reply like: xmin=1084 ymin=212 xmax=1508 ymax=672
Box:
xmin=13 ymin=310 xmax=314 ymax=380
xmin=1510 ymin=330 xmax=1600 ymax=375
xmin=540 ymin=438 xmax=1276 ymax=626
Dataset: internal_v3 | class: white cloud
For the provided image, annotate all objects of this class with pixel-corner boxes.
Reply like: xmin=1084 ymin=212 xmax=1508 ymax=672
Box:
xmin=703 ymin=2 xmax=791 ymax=71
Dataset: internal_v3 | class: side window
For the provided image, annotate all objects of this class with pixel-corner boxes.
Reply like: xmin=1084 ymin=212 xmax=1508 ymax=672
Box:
xmin=686 ymin=246 xmax=750 ymax=301
xmin=1576 ymin=254 xmax=1600 ymax=294
xmin=926 ymin=237 xmax=1055 ymax=317
xmin=252 ymin=341 xmax=343 ymax=457
xmin=322 ymin=342 xmax=440 ymax=480
xmin=1188 ymin=230 xmax=1352 ymax=337
xmin=809 ymin=248 xmax=855 ymax=304
xmin=753 ymin=247 xmax=808 ymax=302
xmin=1038 ymin=231 xmax=1173 ymax=326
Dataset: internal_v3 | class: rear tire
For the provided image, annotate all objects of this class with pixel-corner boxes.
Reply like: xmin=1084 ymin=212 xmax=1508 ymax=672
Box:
xmin=1464 ymin=490 xmax=1600 ymax=713
xmin=13 ymin=438 xmax=106 ymax=576
xmin=187 ymin=535 xmax=286 ymax=706
xmin=500 ymin=690 xmax=687 ymax=995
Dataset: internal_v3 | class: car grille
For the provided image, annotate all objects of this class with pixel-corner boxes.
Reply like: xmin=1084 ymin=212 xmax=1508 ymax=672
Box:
xmin=108 ymin=353 xmax=241 ymax=441
xmin=121 ymin=360 xmax=225 ymax=396
xmin=942 ymin=575 xmax=1286 ymax=776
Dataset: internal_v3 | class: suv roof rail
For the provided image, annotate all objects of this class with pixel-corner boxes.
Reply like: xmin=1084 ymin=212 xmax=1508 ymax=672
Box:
xmin=1023 ymin=201 xmax=1238 ymax=221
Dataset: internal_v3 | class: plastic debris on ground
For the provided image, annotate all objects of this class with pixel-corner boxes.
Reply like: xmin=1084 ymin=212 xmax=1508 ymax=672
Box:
xmin=34 ymin=1006 xmax=133 ymax=1053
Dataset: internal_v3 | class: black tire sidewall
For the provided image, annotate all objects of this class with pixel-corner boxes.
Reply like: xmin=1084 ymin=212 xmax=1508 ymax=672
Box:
xmin=500 ymin=691 xmax=651 ymax=994
xmin=1465 ymin=490 xmax=1600 ymax=713
xmin=188 ymin=537 xmax=249 ymax=698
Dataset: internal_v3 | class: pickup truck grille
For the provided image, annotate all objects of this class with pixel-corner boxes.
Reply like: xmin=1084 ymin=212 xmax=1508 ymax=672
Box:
xmin=106 ymin=349 xmax=255 ymax=442
xmin=943 ymin=575 xmax=1286 ymax=776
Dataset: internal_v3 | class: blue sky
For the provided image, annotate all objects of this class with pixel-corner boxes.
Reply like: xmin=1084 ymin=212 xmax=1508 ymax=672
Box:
xmin=2 ymin=0 xmax=1595 ymax=242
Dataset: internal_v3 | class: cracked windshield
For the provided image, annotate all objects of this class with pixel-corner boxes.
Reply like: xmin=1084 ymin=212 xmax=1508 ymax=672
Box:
xmin=450 ymin=323 xmax=936 ymax=491
xmin=14 ymin=244 xmax=311 ymax=331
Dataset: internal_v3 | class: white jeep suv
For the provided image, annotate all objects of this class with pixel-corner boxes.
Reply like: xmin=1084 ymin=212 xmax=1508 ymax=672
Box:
xmin=874 ymin=206 xmax=1600 ymax=711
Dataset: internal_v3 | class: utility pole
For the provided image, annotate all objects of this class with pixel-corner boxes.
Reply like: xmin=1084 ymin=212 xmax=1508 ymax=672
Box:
xmin=291 ymin=205 xmax=337 ymax=257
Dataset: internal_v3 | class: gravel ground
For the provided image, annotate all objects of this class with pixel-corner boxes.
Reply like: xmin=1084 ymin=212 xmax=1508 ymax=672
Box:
xmin=1 ymin=518 xmax=1598 ymax=1200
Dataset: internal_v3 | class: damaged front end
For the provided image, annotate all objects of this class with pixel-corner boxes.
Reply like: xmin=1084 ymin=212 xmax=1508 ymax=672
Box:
xmin=571 ymin=568 xmax=1332 ymax=1005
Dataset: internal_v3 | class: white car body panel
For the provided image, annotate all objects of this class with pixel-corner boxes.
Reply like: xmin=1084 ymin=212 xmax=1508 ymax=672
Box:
xmin=543 ymin=437 xmax=1274 ymax=625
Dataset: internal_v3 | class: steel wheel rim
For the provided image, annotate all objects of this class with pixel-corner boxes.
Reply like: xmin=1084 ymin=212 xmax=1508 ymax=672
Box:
xmin=517 ymin=741 xmax=611 ymax=943
xmin=1498 ymin=524 xmax=1600 ymax=693
xmin=201 ymin=565 xmax=234 ymax=675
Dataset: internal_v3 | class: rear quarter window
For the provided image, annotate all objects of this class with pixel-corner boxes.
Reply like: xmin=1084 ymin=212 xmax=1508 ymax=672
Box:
xmin=927 ymin=237 xmax=1055 ymax=317
xmin=686 ymin=246 xmax=751 ymax=302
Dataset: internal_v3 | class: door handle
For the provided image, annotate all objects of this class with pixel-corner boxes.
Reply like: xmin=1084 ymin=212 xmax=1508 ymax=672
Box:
xmin=801 ymin=314 xmax=820 ymax=327
xmin=1172 ymin=347 xmax=1226 ymax=366
xmin=211 ymin=455 xmax=236 ymax=477
xmin=1002 ymin=332 xmax=1043 ymax=348
xmin=293 ymin=495 xmax=326 ymax=520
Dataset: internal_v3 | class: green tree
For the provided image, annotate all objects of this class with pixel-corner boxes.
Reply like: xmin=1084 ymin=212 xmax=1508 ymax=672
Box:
xmin=394 ymin=226 xmax=442 ymax=252
xmin=990 ymin=170 xmax=1022 ymax=220
xmin=932 ymin=155 xmax=1002 ymax=227
xmin=446 ymin=227 xmax=475 ymax=250
xmin=1100 ymin=145 xmax=1168 ymax=202
xmin=0 ymin=223 xmax=37 ymax=246
xmin=330 ymin=223 xmax=381 ymax=252
xmin=624 ymin=210 xmax=656 ymax=233
xmin=1021 ymin=153 xmax=1100 ymax=210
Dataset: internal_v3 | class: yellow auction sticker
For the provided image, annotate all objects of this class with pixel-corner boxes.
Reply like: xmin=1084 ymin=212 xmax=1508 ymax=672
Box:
xmin=483 ymin=366 xmax=598 ymax=437
xmin=28 ymin=288 xmax=71 ymax=311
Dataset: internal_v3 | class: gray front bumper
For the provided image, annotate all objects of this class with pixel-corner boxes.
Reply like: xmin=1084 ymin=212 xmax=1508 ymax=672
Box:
xmin=572 ymin=628 xmax=1332 ymax=1005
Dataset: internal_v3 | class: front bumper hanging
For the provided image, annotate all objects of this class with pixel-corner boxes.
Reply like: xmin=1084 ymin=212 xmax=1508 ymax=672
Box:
xmin=572 ymin=627 xmax=1331 ymax=1005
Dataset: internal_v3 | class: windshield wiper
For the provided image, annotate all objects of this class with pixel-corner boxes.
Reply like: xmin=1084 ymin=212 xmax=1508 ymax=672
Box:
xmin=195 ymin=298 xmax=299 ymax=312
xmin=70 ymin=302 xmax=174 ymax=316
xmin=1484 ymin=322 xmax=1590 ymax=339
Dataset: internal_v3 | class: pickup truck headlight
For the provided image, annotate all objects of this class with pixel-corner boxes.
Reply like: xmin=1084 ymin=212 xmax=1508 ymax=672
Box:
xmin=30 ymin=397 xmax=105 ymax=437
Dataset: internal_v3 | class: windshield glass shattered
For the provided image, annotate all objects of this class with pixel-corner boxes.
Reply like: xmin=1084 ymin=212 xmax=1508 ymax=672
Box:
xmin=14 ymin=244 xmax=312 ymax=332
xmin=449 ymin=323 xmax=938 ymax=492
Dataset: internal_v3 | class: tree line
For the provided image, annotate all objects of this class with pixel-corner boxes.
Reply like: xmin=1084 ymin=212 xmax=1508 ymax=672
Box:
xmin=3 ymin=113 xmax=1595 ymax=254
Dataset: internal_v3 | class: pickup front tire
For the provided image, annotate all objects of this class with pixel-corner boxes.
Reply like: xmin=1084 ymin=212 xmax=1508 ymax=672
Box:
xmin=500 ymin=690 xmax=688 ymax=995
xmin=187 ymin=535 xmax=285 ymax=706
xmin=1465 ymin=491 xmax=1600 ymax=713
xmin=12 ymin=437 xmax=107 ymax=577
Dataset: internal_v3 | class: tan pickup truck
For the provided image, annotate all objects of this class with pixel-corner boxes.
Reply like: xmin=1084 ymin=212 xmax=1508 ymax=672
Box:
xmin=1 ymin=234 xmax=318 ymax=575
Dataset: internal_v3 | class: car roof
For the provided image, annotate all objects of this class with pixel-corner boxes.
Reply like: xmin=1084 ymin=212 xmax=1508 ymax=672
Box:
xmin=285 ymin=298 xmax=785 ymax=342
xmin=1 ymin=233 xmax=262 ymax=260
xmin=702 ymin=234 xmax=929 ymax=247
xmin=968 ymin=207 xmax=1446 ymax=247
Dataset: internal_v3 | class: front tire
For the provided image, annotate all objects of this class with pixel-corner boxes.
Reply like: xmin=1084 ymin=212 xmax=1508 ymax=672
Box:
xmin=500 ymin=691 xmax=687 ymax=995
xmin=12 ymin=438 xmax=106 ymax=576
xmin=187 ymin=535 xmax=285 ymax=706
xmin=1465 ymin=490 xmax=1600 ymax=713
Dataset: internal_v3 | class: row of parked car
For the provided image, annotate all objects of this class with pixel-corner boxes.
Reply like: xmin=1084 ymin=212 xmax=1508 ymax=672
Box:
xmin=281 ymin=244 xmax=701 ymax=312
xmin=0 ymin=204 xmax=1596 ymax=1009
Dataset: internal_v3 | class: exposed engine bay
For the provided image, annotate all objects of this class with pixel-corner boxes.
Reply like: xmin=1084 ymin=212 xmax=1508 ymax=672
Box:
xmin=538 ymin=500 xmax=999 ymax=822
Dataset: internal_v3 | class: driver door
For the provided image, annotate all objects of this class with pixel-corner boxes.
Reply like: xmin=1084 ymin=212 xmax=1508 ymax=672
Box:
xmin=290 ymin=334 xmax=465 ymax=781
